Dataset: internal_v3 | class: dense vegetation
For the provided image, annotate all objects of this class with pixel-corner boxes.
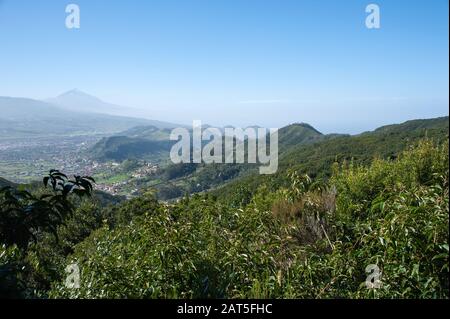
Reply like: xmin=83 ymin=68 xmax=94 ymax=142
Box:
xmin=213 ymin=117 xmax=449 ymax=201
xmin=1 ymin=117 xmax=448 ymax=299
xmin=91 ymin=136 xmax=173 ymax=161
xmin=1 ymin=137 xmax=448 ymax=298
xmin=127 ymin=117 xmax=448 ymax=201
xmin=89 ymin=122 xmax=327 ymax=199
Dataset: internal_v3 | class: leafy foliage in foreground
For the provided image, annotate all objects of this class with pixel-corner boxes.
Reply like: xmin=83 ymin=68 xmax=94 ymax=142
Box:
xmin=48 ymin=139 xmax=448 ymax=298
xmin=0 ymin=171 xmax=102 ymax=298
xmin=0 ymin=170 xmax=94 ymax=248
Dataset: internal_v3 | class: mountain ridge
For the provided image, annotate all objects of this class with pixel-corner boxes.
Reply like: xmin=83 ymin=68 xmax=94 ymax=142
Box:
xmin=0 ymin=95 xmax=180 ymax=138
xmin=46 ymin=89 xmax=179 ymax=129
xmin=140 ymin=116 xmax=448 ymax=200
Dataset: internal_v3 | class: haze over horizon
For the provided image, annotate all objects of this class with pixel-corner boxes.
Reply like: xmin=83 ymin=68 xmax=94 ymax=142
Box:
xmin=0 ymin=0 xmax=449 ymax=134
xmin=20 ymin=88 xmax=450 ymax=135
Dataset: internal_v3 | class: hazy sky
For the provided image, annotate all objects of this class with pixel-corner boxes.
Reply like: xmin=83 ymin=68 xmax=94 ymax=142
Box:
xmin=0 ymin=0 xmax=448 ymax=133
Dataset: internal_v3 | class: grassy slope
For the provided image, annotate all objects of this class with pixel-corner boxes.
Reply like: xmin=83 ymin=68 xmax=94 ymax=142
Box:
xmin=212 ymin=116 xmax=449 ymax=200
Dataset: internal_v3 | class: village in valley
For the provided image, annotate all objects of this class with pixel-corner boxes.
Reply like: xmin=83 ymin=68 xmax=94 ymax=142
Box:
xmin=0 ymin=135 xmax=160 ymax=197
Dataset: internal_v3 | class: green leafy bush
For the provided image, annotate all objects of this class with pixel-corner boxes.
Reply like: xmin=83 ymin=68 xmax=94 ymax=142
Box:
xmin=49 ymin=139 xmax=449 ymax=299
xmin=2 ymin=139 xmax=447 ymax=299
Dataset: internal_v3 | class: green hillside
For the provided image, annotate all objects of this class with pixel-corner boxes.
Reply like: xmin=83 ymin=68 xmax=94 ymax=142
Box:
xmin=91 ymin=135 xmax=173 ymax=161
xmin=144 ymin=122 xmax=327 ymax=199
xmin=120 ymin=125 xmax=173 ymax=140
xmin=87 ymin=117 xmax=449 ymax=201
xmin=277 ymin=122 xmax=325 ymax=150
xmin=281 ymin=116 xmax=449 ymax=174
xmin=1 ymin=116 xmax=448 ymax=299
xmin=146 ymin=117 xmax=448 ymax=200
xmin=212 ymin=116 xmax=449 ymax=200
xmin=87 ymin=122 xmax=327 ymax=199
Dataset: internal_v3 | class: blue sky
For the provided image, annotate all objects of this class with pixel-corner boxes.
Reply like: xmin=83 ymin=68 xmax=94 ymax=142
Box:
xmin=0 ymin=0 xmax=448 ymax=133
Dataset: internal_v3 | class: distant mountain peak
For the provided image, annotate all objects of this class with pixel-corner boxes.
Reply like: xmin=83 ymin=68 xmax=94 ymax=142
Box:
xmin=286 ymin=122 xmax=323 ymax=135
xmin=65 ymin=88 xmax=81 ymax=93
xmin=44 ymin=91 xmax=180 ymax=128
xmin=47 ymin=89 xmax=121 ymax=115
xmin=56 ymin=89 xmax=103 ymax=102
